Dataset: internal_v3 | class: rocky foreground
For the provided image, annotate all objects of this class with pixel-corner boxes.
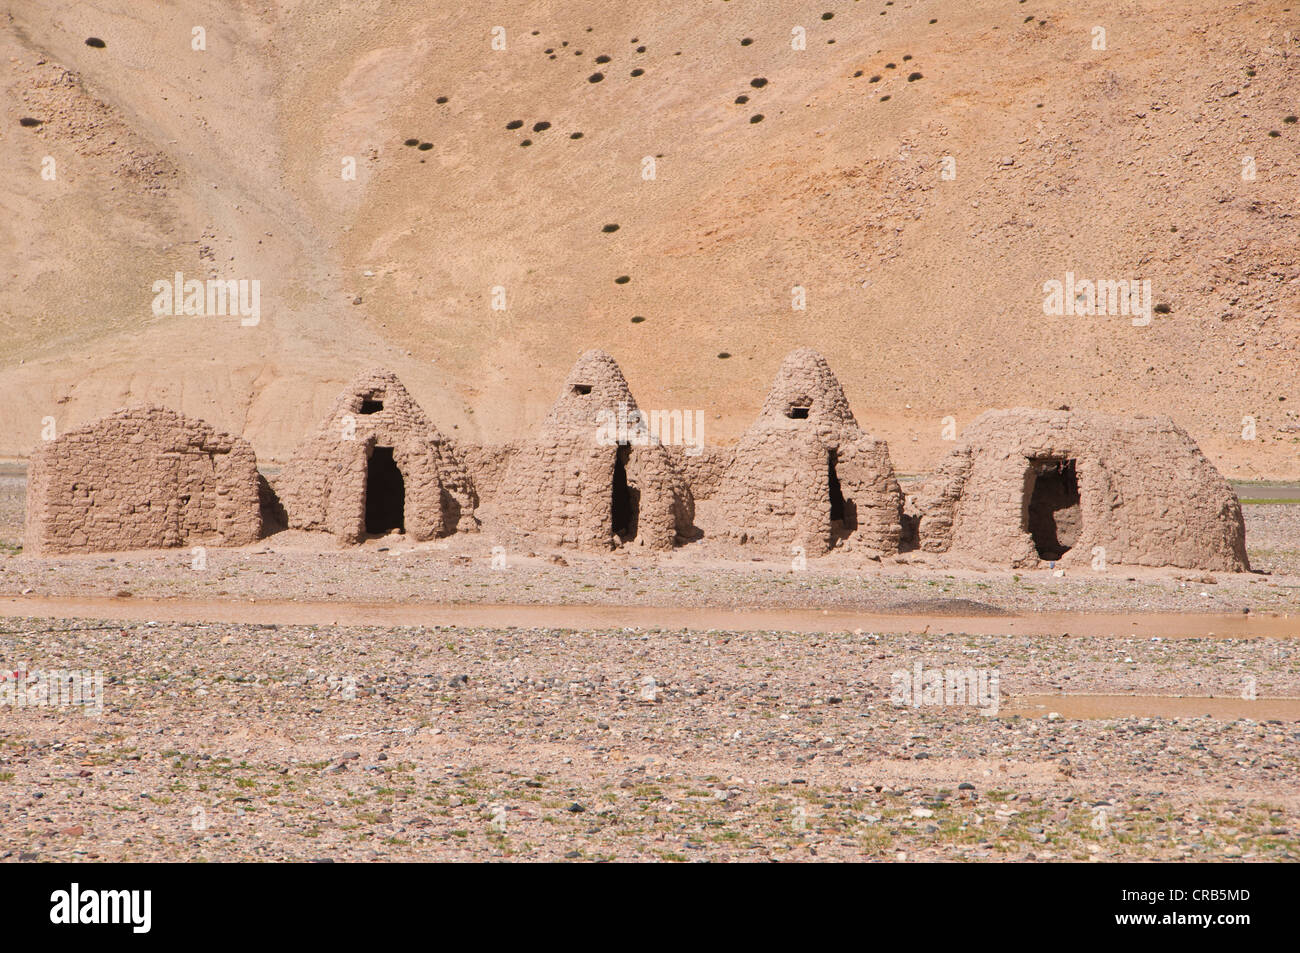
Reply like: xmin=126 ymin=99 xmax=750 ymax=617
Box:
xmin=2 ymin=618 xmax=1297 ymax=862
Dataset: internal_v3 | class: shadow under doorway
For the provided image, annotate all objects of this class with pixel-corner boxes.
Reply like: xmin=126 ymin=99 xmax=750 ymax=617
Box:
xmin=366 ymin=446 xmax=405 ymax=535
xmin=828 ymin=447 xmax=857 ymax=540
xmin=612 ymin=444 xmax=639 ymax=542
xmin=1026 ymin=457 xmax=1080 ymax=561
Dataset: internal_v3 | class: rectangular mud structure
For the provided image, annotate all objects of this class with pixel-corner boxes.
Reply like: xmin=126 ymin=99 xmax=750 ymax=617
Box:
xmin=24 ymin=406 xmax=261 ymax=555
xmin=912 ymin=408 xmax=1249 ymax=571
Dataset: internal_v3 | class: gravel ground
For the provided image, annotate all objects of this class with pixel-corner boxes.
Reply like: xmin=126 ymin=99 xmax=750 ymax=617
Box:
xmin=1243 ymin=503 xmax=1300 ymax=576
xmin=3 ymin=474 xmax=1298 ymax=863
xmin=2 ymin=535 xmax=1297 ymax=616
xmin=1 ymin=618 xmax=1297 ymax=862
xmin=0 ymin=472 xmax=24 ymax=554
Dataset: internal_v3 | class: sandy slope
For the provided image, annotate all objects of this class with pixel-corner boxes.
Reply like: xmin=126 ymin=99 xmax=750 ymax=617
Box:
xmin=2 ymin=1 xmax=1297 ymax=476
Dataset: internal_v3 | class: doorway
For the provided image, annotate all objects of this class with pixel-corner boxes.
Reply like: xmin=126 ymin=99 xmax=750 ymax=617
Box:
xmin=1026 ymin=457 xmax=1080 ymax=560
xmin=365 ymin=446 xmax=405 ymax=534
xmin=828 ymin=448 xmax=856 ymax=537
xmin=611 ymin=444 xmax=638 ymax=540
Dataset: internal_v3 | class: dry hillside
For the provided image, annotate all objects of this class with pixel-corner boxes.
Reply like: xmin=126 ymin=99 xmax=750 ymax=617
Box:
xmin=2 ymin=0 xmax=1297 ymax=477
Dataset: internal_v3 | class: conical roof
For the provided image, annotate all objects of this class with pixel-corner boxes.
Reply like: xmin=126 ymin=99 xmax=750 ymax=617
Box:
xmin=276 ymin=366 xmax=478 ymax=539
xmin=313 ymin=367 xmax=444 ymax=437
xmin=754 ymin=348 xmax=857 ymax=431
xmin=541 ymin=349 xmax=640 ymax=430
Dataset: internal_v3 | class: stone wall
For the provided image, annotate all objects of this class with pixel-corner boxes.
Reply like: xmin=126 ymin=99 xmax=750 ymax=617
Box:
xmin=714 ymin=348 xmax=903 ymax=556
xmin=457 ymin=442 xmax=519 ymax=503
xmin=25 ymin=406 xmax=260 ymax=555
xmin=496 ymin=350 xmax=695 ymax=551
xmin=274 ymin=369 xmax=478 ymax=542
xmin=913 ymin=409 xmax=1249 ymax=571
xmin=21 ymin=364 xmax=1248 ymax=573
xmin=666 ymin=446 xmax=733 ymax=501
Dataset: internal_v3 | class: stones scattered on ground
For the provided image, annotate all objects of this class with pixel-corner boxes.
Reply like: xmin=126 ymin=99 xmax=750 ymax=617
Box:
xmin=0 ymin=616 xmax=1295 ymax=861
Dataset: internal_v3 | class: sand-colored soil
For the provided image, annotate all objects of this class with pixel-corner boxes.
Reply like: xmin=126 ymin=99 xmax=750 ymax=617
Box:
xmin=2 ymin=1 xmax=1299 ymax=478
